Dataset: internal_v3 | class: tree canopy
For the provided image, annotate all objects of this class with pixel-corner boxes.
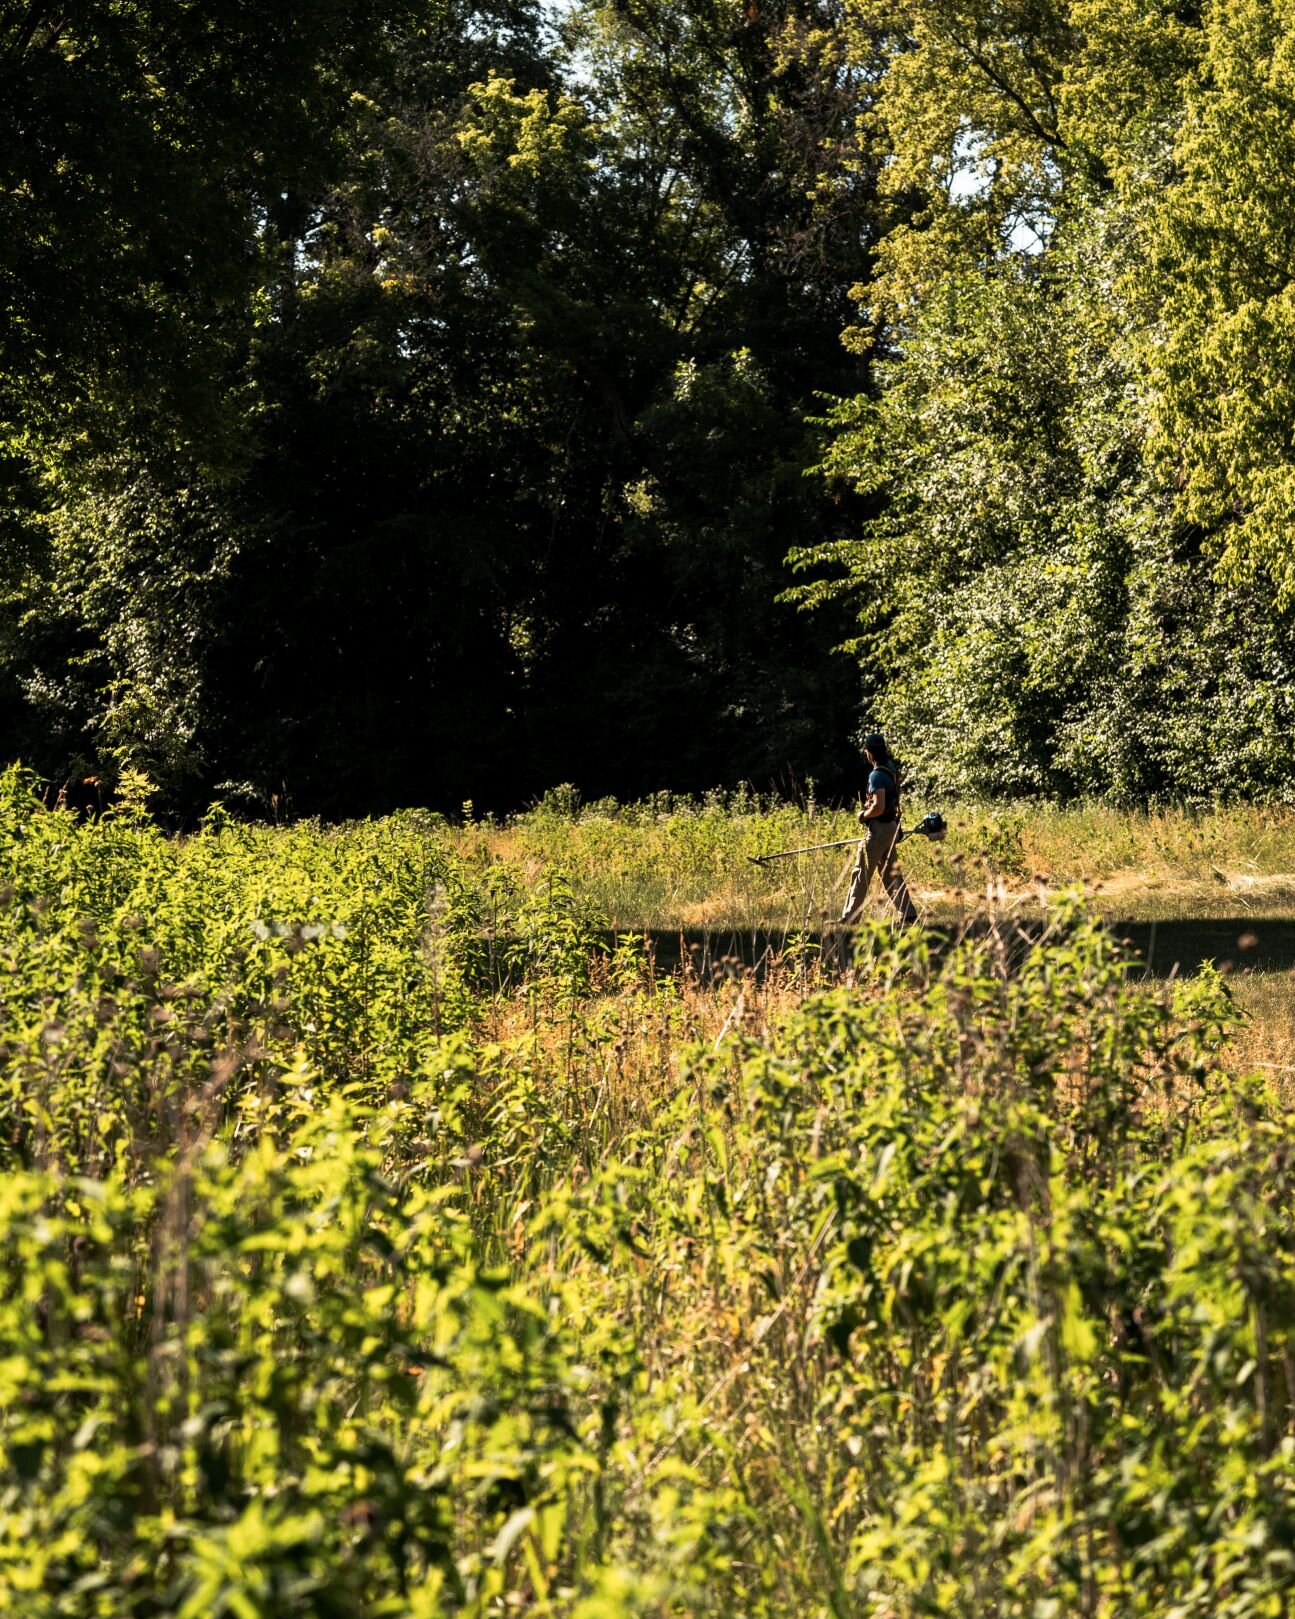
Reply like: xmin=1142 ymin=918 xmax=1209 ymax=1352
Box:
xmin=791 ymin=0 xmax=1295 ymax=802
xmin=4 ymin=0 xmax=1295 ymax=812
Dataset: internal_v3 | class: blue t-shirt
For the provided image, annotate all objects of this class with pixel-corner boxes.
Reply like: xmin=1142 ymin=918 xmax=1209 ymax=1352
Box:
xmin=868 ymin=765 xmax=899 ymax=822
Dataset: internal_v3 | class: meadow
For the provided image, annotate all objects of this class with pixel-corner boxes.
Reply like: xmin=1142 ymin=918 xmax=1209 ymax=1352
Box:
xmin=5 ymin=767 xmax=1295 ymax=1617
xmin=480 ymin=785 xmax=1295 ymax=929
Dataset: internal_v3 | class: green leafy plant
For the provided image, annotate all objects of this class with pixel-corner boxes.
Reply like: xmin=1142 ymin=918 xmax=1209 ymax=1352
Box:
xmin=4 ymin=771 xmax=1295 ymax=1615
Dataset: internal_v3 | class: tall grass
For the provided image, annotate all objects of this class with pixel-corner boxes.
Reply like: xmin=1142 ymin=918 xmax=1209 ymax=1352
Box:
xmin=453 ymin=789 xmax=1295 ymax=927
xmin=5 ymin=768 xmax=1295 ymax=1616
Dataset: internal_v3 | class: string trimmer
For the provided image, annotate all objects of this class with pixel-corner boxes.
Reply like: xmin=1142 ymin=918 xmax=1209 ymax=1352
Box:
xmin=747 ymin=811 xmax=947 ymax=866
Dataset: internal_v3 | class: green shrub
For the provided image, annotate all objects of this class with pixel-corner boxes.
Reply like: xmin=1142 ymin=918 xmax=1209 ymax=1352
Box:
xmin=4 ymin=768 xmax=1295 ymax=1616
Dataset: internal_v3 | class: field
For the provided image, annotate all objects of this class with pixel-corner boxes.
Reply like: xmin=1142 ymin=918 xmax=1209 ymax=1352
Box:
xmin=5 ymin=767 xmax=1295 ymax=1617
xmin=468 ymin=787 xmax=1295 ymax=926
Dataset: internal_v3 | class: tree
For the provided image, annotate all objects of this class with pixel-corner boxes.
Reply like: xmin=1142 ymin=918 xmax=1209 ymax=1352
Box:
xmin=0 ymin=0 xmax=419 ymax=452
xmin=512 ymin=0 xmax=885 ymax=798
xmin=0 ymin=0 xmax=425 ymax=797
xmin=4 ymin=0 xmax=891 ymax=813
xmin=1148 ymin=0 xmax=1295 ymax=604
xmin=790 ymin=0 xmax=1295 ymax=802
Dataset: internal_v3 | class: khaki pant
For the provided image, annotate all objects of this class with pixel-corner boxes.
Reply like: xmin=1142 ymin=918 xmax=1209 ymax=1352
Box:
xmin=840 ymin=821 xmax=917 ymax=925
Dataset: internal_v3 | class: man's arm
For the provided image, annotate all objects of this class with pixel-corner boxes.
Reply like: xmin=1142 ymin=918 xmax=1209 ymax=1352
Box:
xmin=858 ymin=784 xmax=887 ymax=822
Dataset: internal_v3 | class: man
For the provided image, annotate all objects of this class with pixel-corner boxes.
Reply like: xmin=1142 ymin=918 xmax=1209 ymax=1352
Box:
xmin=840 ymin=733 xmax=918 ymax=925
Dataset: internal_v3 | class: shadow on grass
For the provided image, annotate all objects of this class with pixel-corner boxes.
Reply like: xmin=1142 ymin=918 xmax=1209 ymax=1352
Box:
xmin=599 ymin=919 xmax=1295 ymax=983
xmin=1110 ymin=918 xmax=1295 ymax=978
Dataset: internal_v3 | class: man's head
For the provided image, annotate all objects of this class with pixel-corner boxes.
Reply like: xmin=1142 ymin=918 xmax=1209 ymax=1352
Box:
xmin=863 ymin=732 xmax=889 ymax=765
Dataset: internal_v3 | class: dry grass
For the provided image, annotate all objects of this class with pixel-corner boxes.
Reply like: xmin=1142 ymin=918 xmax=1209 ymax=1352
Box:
xmin=456 ymin=793 xmax=1295 ymax=1115
xmin=451 ymin=798 xmax=1295 ymax=930
xmin=1229 ymin=970 xmax=1295 ymax=1103
xmin=454 ymin=797 xmax=1295 ymax=1110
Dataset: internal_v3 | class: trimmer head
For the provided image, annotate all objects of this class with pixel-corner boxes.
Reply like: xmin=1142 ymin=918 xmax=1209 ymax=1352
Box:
xmin=899 ymin=811 xmax=947 ymax=844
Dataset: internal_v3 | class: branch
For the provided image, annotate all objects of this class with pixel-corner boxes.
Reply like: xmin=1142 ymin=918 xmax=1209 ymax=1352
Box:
xmin=946 ymin=29 xmax=1066 ymax=152
xmin=1 ymin=2 xmax=65 ymax=71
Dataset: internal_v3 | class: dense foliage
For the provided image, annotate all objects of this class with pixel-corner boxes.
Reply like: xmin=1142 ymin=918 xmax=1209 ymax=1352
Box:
xmin=0 ymin=0 xmax=871 ymax=814
xmin=792 ymin=0 xmax=1295 ymax=802
xmin=7 ymin=0 xmax=1295 ymax=810
xmin=5 ymin=770 xmax=1295 ymax=1614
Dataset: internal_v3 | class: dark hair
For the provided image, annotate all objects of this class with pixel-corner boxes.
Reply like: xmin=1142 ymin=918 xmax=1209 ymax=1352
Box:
xmin=863 ymin=732 xmax=892 ymax=765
